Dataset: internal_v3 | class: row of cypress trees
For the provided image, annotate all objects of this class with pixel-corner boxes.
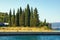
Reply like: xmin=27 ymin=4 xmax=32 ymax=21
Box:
xmin=9 ymin=4 xmax=50 ymax=27
xmin=9 ymin=4 xmax=40 ymax=27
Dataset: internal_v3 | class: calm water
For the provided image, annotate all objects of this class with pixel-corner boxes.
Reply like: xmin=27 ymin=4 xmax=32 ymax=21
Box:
xmin=0 ymin=35 xmax=60 ymax=40
xmin=51 ymin=22 xmax=60 ymax=30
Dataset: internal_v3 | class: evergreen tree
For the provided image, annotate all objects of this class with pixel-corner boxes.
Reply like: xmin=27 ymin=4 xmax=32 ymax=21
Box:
xmin=24 ymin=4 xmax=31 ymax=27
xmin=19 ymin=7 xmax=22 ymax=26
xmin=9 ymin=9 xmax=12 ymax=26
xmin=21 ymin=11 xmax=25 ymax=26
xmin=23 ymin=11 xmax=25 ymax=27
xmin=19 ymin=7 xmax=22 ymax=15
xmin=33 ymin=8 xmax=39 ymax=26
xmin=13 ymin=9 xmax=15 ymax=26
xmin=16 ymin=9 xmax=20 ymax=26
xmin=0 ymin=4 xmax=51 ymax=28
xmin=25 ymin=8 xmax=27 ymax=26
xmin=4 ymin=13 xmax=8 ymax=23
xmin=30 ymin=7 xmax=34 ymax=26
xmin=43 ymin=19 xmax=46 ymax=26
xmin=26 ymin=4 xmax=30 ymax=26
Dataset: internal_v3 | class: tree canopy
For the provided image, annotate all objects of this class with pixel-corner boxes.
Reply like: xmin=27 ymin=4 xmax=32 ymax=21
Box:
xmin=0 ymin=4 xmax=51 ymax=28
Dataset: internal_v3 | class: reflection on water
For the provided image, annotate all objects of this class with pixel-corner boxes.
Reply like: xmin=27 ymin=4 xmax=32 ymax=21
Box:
xmin=0 ymin=35 xmax=60 ymax=40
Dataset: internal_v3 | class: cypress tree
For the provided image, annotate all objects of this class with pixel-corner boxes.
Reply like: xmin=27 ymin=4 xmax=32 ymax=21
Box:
xmin=43 ymin=19 xmax=46 ymax=26
xmin=25 ymin=8 xmax=27 ymax=26
xmin=21 ymin=11 xmax=25 ymax=26
xmin=33 ymin=8 xmax=39 ymax=26
xmin=13 ymin=9 xmax=15 ymax=26
xmin=19 ymin=7 xmax=22 ymax=26
xmin=16 ymin=9 xmax=20 ymax=26
xmin=30 ymin=7 xmax=34 ymax=26
xmin=9 ymin=9 xmax=12 ymax=26
xmin=26 ymin=4 xmax=30 ymax=26
xmin=23 ymin=11 xmax=25 ymax=27
xmin=19 ymin=7 xmax=22 ymax=15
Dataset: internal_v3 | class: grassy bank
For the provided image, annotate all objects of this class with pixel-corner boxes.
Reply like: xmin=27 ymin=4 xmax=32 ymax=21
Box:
xmin=0 ymin=26 xmax=52 ymax=32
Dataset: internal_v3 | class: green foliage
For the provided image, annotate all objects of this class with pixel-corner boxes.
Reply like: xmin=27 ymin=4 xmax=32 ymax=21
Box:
xmin=24 ymin=8 xmax=27 ymax=26
xmin=4 ymin=13 xmax=8 ymax=23
xmin=16 ymin=9 xmax=20 ymax=26
xmin=12 ymin=9 xmax=16 ymax=26
xmin=0 ymin=12 xmax=8 ymax=23
xmin=39 ymin=21 xmax=44 ymax=27
xmin=20 ymin=11 xmax=25 ymax=26
xmin=43 ymin=19 xmax=46 ymax=26
xmin=27 ymin=4 xmax=31 ymax=26
xmin=25 ymin=4 xmax=31 ymax=26
xmin=9 ymin=9 xmax=12 ymax=26
xmin=0 ymin=4 xmax=51 ymax=29
xmin=30 ymin=7 xmax=34 ymax=26
xmin=19 ymin=7 xmax=22 ymax=15
xmin=13 ymin=9 xmax=15 ymax=24
xmin=46 ymin=23 xmax=52 ymax=29
xmin=19 ymin=7 xmax=23 ymax=26
xmin=33 ymin=8 xmax=40 ymax=26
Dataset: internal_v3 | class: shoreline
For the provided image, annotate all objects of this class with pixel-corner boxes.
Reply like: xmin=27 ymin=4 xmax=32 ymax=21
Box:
xmin=0 ymin=27 xmax=54 ymax=32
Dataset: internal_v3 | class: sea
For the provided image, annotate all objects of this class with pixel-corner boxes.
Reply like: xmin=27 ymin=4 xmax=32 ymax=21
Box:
xmin=0 ymin=22 xmax=60 ymax=40
xmin=0 ymin=35 xmax=60 ymax=40
xmin=51 ymin=22 xmax=60 ymax=30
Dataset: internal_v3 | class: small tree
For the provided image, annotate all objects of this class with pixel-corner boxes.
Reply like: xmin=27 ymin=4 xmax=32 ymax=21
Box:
xmin=43 ymin=19 xmax=46 ymax=26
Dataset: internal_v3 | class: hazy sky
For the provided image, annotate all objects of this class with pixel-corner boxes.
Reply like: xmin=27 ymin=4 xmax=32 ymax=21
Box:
xmin=0 ymin=0 xmax=60 ymax=23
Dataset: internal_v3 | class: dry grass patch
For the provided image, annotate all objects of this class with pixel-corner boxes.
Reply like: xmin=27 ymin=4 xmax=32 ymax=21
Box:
xmin=0 ymin=26 xmax=52 ymax=32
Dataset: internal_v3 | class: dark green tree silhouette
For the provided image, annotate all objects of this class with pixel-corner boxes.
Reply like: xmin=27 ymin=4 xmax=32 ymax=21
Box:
xmin=43 ymin=19 xmax=46 ymax=26
xmin=19 ymin=7 xmax=22 ymax=15
xmin=5 ymin=4 xmax=51 ymax=28
xmin=13 ymin=9 xmax=15 ymax=26
xmin=26 ymin=4 xmax=31 ymax=26
xmin=24 ymin=8 xmax=27 ymax=26
xmin=30 ymin=7 xmax=34 ymax=26
xmin=33 ymin=8 xmax=39 ymax=26
xmin=19 ymin=7 xmax=22 ymax=26
xmin=9 ymin=9 xmax=12 ymax=26
xmin=4 ymin=13 xmax=8 ymax=23
xmin=21 ymin=11 xmax=25 ymax=26
xmin=16 ymin=9 xmax=20 ymax=26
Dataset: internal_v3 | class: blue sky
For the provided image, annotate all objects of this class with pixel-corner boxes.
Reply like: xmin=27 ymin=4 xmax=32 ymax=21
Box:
xmin=0 ymin=0 xmax=60 ymax=23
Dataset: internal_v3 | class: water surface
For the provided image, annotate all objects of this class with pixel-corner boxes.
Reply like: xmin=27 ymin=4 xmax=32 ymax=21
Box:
xmin=0 ymin=35 xmax=60 ymax=40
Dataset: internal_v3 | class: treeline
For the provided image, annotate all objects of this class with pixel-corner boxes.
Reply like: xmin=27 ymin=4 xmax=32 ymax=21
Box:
xmin=8 ymin=4 xmax=51 ymax=28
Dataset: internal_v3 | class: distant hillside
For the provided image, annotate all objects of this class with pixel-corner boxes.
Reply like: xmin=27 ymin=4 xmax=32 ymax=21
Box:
xmin=0 ymin=12 xmax=8 ymax=23
xmin=51 ymin=22 xmax=60 ymax=30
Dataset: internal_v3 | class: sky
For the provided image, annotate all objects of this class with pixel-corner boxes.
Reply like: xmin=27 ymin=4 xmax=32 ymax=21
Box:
xmin=0 ymin=0 xmax=60 ymax=23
